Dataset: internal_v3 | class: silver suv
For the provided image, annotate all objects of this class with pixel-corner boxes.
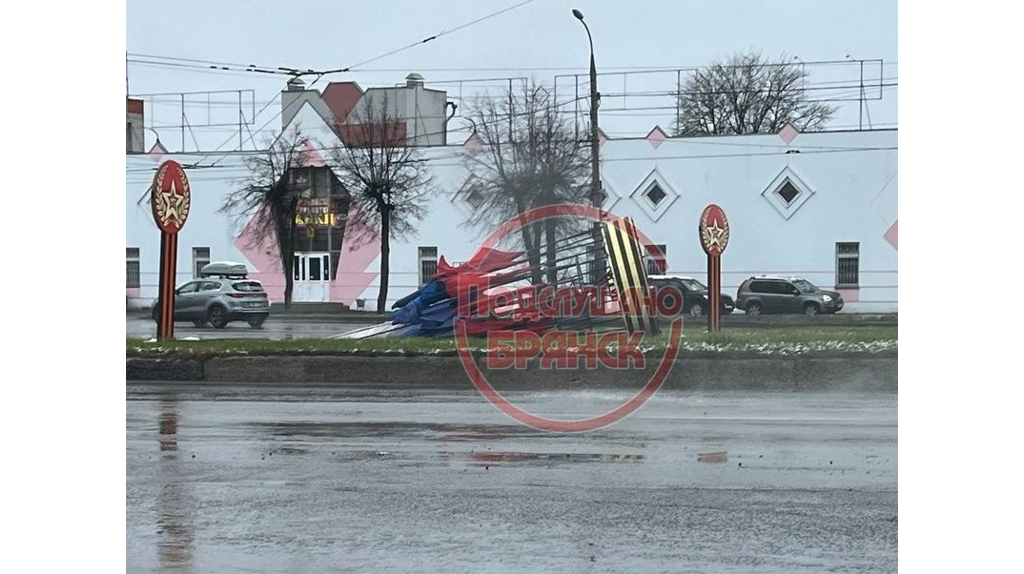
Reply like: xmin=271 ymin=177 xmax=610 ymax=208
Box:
xmin=150 ymin=263 xmax=270 ymax=328
xmin=736 ymin=276 xmax=844 ymax=316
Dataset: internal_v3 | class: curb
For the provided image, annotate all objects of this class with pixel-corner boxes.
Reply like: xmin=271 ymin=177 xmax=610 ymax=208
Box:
xmin=127 ymin=355 xmax=897 ymax=391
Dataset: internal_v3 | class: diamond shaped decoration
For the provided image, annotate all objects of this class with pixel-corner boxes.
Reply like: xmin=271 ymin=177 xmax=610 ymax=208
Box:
xmin=597 ymin=128 xmax=608 ymax=148
xmin=600 ymin=179 xmax=621 ymax=211
xmin=463 ymin=132 xmax=483 ymax=154
xmin=148 ymin=140 xmax=168 ymax=163
xmin=779 ymin=123 xmax=800 ymax=145
xmin=450 ymin=176 xmax=485 ymax=220
xmin=646 ymin=126 xmax=668 ymax=149
xmin=645 ymin=183 xmax=667 ymax=206
xmin=883 ymin=219 xmax=898 ymax=250
xmin=777 ymin=181 xmax=799 ymax=204
xmin=465 ymin=187 xmax=485 ymax=209
xmin=760 ymin=167 xmax=815 ymax=219
xmin=629 ymin=167 xmax=679 ymax=221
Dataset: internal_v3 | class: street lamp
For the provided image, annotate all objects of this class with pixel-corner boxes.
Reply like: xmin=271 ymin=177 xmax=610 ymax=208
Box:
xmin=572 ymin=9 xmax=602 ymax=209
xmin=573 ymin=8 xmax=606 ymax=287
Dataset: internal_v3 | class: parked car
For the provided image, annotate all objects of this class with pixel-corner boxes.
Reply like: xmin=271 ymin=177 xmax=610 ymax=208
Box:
xmin=150 ymin=262 xmax=270 ymax=328
xmin=648 ymin=275 xmax=735 ymax=318
xmin=735 ymin=276 xmax=844 ymax=316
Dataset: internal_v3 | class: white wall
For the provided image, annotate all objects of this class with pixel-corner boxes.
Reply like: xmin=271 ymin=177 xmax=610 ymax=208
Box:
xmin=595 ymin=130 xmax=898 ymax=311
xmin=126 ymin=128 xmax=898 ymax=313
xmin=126 ymin=153 xmax=252 ymax=307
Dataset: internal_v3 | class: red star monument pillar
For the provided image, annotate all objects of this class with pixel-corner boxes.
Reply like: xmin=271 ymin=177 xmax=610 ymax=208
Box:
xmin=151 ymin=160 xmax=192 ymax=340
xmin=698 ymin=204 xmax=730 ymax=333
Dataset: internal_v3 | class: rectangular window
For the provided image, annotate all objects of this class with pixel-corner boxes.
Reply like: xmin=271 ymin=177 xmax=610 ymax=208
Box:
xmin=309 ymin=256 xmax=322 ymax=281
xmin=126 ymin=248 xmax=140 ymax=288
xmin=313 ymin=167 xmax=330 ymax=198
xmin=192 ymin=247 xmax=211 ymax=279
xmin=645 ymin=244 xmax=667 ymax=275
xmin=836 ymin=242 xmax=860 ymax=287
xmin=749 ymin=280 xmax=771 ymax=294
xmin=419 ymin=246 xmax=438 ymax=286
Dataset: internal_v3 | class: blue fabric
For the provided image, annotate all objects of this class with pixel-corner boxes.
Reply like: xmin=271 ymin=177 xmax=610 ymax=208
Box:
xmin=391 ymin=279 xmax=455 ymax=326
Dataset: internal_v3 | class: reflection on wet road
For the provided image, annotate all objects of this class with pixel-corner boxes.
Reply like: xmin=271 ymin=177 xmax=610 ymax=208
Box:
xmin=127 ymin=385 xmax=897 ymax=572
xmin=126 ymin=316 xmax=370 ymax=340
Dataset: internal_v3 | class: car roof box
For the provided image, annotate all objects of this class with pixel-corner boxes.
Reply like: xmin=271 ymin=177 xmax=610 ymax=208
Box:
xmin=200 ymin=261 xmax=249 ymax=278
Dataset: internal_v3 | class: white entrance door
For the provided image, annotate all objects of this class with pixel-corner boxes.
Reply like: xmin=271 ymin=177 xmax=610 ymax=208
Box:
xmin=293 ymin=252 xmax=331 ymax=302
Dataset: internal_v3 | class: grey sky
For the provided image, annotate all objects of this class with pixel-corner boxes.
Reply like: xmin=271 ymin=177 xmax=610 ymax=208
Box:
xmin=127 ymin=0 xmax=897 ymax=149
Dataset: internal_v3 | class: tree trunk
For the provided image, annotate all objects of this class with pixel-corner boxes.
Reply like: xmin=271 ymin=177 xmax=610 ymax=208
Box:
xmin=376 ymin=206 xmax=390 ymax=314
xmin=544 ymin=216 xmax=558 ymax=286
xmin=528 ymin=223 xmax=545 ymax=285
xmin=283 ymin=220 xmax=296 ymax=311
xmin=284 ymin=202 xmax=299 ymax=311
xmin=510 ymin=190 xmax=543 ymax=284
xmin=520 ymin=223 xmax=542 ymax=285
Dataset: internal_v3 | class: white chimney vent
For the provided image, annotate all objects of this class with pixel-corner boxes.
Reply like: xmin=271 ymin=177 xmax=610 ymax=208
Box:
xmin=405 ymin=73 xmax=425 ymax=88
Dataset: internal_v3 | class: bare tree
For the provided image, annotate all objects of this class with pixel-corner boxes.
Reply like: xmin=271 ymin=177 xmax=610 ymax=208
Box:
xmin=222 ymin=127 xmax=311 ymax=310
xmin=329 ymin=93 xmax=432 ymax=313
xmin=674 ymin=52 xmax=837 ymax=136
xmin=462 ymin=81 xmax=591 ymax=285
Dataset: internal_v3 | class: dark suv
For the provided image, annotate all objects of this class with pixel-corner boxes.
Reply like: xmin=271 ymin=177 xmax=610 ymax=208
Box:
xmin=736 ymin=276 xmax=844 ymax=316
xmin=648 ymin=275 xmax=735 ymax=318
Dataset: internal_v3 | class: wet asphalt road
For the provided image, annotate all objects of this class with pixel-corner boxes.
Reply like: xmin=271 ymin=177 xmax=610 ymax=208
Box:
xmin=126 ymin=385 xmax=897 ymax=572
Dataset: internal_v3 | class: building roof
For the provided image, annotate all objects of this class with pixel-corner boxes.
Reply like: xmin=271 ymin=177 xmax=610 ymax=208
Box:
xmin=322 ymin=82 xmax=364 ymax=124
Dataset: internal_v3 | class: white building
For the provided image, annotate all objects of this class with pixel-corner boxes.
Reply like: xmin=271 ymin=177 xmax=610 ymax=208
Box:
xmin=126 ymin=77 xmax=897 ymax=313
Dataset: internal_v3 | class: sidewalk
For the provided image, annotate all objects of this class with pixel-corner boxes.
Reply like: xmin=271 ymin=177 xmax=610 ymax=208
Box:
xmin=129 ymin=303 xmax=896 ymax=326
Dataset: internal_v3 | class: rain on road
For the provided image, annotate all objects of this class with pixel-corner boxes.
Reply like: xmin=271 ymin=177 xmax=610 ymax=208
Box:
xmin=126 ymin=384 xmax=897 ymax=572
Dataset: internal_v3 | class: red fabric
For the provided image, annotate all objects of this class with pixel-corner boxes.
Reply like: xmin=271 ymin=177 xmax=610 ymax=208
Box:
xmin=460 ymin=317 xmax=554 ymax=337
xmin=435 ymin=248 xmax=522 ymax=278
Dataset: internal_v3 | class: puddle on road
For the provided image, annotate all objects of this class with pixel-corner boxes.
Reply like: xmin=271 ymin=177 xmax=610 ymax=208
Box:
xmin=250 ymin=421 xmax=542 ymax=440
xmin=443 ymin=451 xmax=644 ymax=467
xmin=697 ymin=451 xmax=728 ymax=463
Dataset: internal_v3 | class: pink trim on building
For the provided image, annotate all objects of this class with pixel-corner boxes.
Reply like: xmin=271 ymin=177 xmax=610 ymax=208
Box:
xmin=779 ymin=123 xmax=800 ymax=144
xmin=883 ymin=220 xmax=898 ymax=250
xmin=322 ymin=82 xmax=364 ymax=124
xmin=333 ymin=204 xmax=381 ymax=304
xmin=646 ymin=126 xmax=668 ymax=149
xmin=836 ymin=288 xmax=860 ymax=302
xmin=234 ymin=212 xmax=287 ymax=301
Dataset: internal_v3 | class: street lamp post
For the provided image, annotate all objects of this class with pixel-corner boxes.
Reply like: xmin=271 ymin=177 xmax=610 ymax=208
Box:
xmin=573 ymin=8 xmax=606 ymax=285
xmin=573 ymin=9 xmax=602 ymax=210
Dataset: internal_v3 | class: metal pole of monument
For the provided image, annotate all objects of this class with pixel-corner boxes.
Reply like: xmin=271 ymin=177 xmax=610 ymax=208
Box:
xmin=156 ymin=231 xmax=178 ymax=340
xmin=151 ymin=160 xmax=192 ymax=341
xmin=699 ymin=204 xmax=729 ymax=333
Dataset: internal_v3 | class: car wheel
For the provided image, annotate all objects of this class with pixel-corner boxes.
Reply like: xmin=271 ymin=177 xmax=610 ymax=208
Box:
xmin=745 ymin=302 xmax=762 ymax=316
xmin=208 ymin=305 xmax=229 ymax=329
xmin=803 ymin=302 xmax=821 ymax=316
xmin=247 ymin=316 xmax=266 ymax=329
xmin=688 ymin=304 xmax=704 ymax=318
xmin=191 ymin=320 xmax=207 ymax=328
